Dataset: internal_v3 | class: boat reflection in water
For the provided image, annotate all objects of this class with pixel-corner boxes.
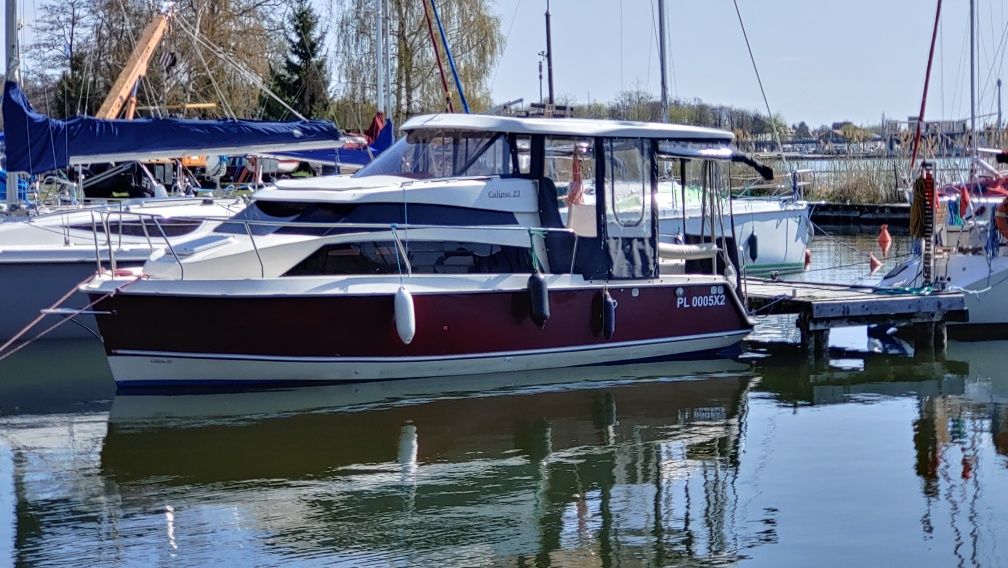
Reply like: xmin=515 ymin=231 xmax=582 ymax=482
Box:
xmin=101 ymin=360 xmax=757 ymax=565
xmin=6 ymin=340 xmax=1008 ymax=565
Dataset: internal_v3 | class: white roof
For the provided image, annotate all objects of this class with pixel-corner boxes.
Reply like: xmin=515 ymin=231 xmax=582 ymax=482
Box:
xmin=401 ymin=114 xmax=734 ymax=143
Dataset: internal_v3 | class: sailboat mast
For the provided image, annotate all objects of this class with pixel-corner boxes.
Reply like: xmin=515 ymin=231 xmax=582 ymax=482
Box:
xmin=5 ymin=0 xmax=17 ymax=85
xmin=658 ymin=0 xmax=668 ymax=122
xmin=971 ymin=0 xmax=977 ymax=162
xmin=545 ymin=0 xmax=555 ymax=107
xmin=375 ymin=0 xmax=385 ymax=114
xmin=6 ymin=0 xmax=20 ymax=207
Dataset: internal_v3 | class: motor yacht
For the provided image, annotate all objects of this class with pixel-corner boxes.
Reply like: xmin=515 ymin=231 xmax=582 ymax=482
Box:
xmin=82 ymin=114 xmax=764 ymax=387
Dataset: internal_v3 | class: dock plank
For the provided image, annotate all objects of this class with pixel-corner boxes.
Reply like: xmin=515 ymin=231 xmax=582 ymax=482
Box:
xmin=744 ymin=278 xmax=968 ymax=329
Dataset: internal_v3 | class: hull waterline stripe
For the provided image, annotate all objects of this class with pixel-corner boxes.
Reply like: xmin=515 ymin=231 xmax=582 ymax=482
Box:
xmin=112 ymin=330 xmax=751 ymax=364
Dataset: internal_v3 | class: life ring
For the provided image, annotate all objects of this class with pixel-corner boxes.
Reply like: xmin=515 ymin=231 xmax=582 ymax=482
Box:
xmin=996 ymin=197 xmax=1008 ymax=241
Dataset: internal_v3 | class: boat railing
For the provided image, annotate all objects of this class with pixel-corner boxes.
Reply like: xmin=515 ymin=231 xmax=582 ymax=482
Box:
xmin=733 ymin=168 xmax=815 ymax=200
xmin=93 ymin=210 xmax=728 ymax=280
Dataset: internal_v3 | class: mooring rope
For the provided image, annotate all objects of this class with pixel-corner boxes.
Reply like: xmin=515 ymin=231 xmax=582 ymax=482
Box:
xmin=0 ymin=276 xmax=141 ymax=364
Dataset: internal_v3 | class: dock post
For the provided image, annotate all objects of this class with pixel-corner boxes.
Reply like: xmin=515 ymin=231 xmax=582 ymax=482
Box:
xmin=933 ymin=321 xmax=948 ymax=354
xmin=798 ymin=315 xmax=829 ymax=362
xmin=912 ymin=322 xmax=936 ymax=360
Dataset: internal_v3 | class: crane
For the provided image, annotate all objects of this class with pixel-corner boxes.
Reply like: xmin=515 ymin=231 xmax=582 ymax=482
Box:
xmin=95 ymin=8 xmax=173 ymax=119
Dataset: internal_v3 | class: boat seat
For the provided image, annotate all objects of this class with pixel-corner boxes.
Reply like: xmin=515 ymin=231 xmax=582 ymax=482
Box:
xmin=658 ymin=242 xmax=719 ymax=261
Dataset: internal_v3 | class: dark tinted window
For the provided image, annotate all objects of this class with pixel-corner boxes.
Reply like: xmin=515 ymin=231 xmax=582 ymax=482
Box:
xmin=284 ymin=241 xmax=533 ymax=276
xmin=70 ymin=217 xmax=203 ymax=238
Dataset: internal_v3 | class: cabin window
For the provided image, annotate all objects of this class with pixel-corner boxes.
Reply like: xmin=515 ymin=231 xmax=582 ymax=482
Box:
xmin=69 ymin=217 xmax=203 ymax=238
xmin=604 ymin=138 xmax=649 ymax=237
xmin=218 ymin=201 xmax=520 ymax=237
xmin=354 ymin=131 xmax=515 ymax=179
xmin=544 ymin=137 xmax=596 ymax=207
xmin=283 ymin=240 xmax=533 ymax=276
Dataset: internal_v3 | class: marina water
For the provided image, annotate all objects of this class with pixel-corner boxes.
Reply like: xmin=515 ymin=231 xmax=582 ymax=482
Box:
xmin=1 ymin=236 xmax=1005 ymax=567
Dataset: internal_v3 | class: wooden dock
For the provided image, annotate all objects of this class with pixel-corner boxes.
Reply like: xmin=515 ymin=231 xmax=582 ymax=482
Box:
xmin=743 ymin=278 xmax=968 ymax=359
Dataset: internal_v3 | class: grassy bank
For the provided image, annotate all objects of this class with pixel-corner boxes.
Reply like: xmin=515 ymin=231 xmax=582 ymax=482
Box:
xmin=730 ymin=156 xmax=969 ymax=204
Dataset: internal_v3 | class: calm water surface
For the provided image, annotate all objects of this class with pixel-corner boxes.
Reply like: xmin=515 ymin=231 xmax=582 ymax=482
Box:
xmin=1 ymin=236 xmax=1006 ymax=567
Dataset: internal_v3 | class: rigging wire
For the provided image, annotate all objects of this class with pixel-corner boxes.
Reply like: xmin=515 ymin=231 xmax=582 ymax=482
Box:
xmin=488 ymin=0 xmax=521 ymax=92
xmin=731 ymin=0 xmax=788 ymax=171
xmin=172 ymin=15 xmax=307 ymax=121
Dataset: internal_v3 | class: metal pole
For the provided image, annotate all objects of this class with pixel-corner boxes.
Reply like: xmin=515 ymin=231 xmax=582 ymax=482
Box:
xmin=538 ymin=53 xmax=544 ymax=104
xmin=6 ymin=0 xmax=21 ymax=207
xmin=970 ymin=0 xmax=978 ymax=162
xmin=545 ymin=0 xmax=555 ymax=107
xmin=658 ymin=0 xmax=668 ymax=123
xmin=909 ymin=0 xmax=943 ymax=175
xmin=384 ymin=0 xmax=392 ymax=113
xmin=998 ymin=78 xmax=1003 ymax=144
xmin=375 ymin=0 xmax=385 ymax=114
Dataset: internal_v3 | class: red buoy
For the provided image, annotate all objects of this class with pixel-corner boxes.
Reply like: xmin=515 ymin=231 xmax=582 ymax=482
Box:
xmin=869 ymin=254 xmax=883 ymax=275
xmin=959 ymin=185 xmax=971 ymax=217
xmin=877 ymin=224 xmax=892 ymax=258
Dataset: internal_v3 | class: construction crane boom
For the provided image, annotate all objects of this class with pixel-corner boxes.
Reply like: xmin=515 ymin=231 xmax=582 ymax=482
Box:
xmin=96 ymin=10 xmax=172 ymax=119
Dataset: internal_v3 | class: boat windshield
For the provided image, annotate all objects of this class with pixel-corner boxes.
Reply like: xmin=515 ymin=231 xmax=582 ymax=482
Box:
xmin=354 ymin=129 xmax=515 ymax=179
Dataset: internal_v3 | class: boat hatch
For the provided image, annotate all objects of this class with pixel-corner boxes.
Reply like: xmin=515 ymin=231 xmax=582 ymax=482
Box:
xmin=175 ymin=235 xmax=235 ymax=257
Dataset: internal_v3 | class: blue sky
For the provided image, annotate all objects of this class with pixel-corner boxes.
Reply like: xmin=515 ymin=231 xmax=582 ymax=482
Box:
xmin=4 ymin=0 xmax=1007 ymax=127
xmin=488 ymin=0 xmax=1008 ymax=127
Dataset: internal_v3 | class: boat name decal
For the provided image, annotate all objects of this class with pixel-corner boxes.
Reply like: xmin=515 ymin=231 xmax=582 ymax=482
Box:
xmin=488 ymin=188 xmax=521 ymax=199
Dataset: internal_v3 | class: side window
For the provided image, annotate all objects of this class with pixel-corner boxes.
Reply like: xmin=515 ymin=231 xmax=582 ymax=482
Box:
xmin=604 ymin=138 xmax=650 ymax=237
xmin=544 ymin=137 xmax=596 ymax=206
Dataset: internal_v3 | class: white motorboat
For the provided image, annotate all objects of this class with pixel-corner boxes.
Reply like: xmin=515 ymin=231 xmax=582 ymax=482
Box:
xmin=81 ymin=113 xmax=767 ymax=388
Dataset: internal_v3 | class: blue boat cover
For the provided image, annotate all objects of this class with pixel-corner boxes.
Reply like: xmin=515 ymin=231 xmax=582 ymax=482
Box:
xmin=3 ymin=81 xmax=344 ymax=175
xmin=269 ymin=116 xmax=394 ymax=170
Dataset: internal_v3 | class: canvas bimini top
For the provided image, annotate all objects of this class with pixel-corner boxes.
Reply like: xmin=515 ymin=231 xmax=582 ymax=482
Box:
xmin=400 ymin=113 xmax=735 ymax=144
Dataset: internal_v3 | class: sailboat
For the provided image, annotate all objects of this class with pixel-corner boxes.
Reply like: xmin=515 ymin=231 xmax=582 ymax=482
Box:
xmin=651 ymin=0 xmax=812 ymax=276
xmin=877 ymin=0 xmax=1008 ymax=338
xmin=0 ymin=0 xmax=347 ymax=342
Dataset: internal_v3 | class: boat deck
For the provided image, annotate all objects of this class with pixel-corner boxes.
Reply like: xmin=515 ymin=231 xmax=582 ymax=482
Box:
xmin=743 ymin=278 xmax=968 ymax=359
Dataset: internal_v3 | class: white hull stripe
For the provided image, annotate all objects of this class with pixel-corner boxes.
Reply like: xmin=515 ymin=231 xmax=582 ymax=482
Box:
xmin=112 ymin=330 xmax=750 ymax=364
xmin=109 ymin=332 xmax=749 ymax=385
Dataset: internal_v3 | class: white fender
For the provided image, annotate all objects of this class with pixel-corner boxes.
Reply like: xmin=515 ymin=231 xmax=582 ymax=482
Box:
xmin=394 ymin=286 xmax=416 ymax=345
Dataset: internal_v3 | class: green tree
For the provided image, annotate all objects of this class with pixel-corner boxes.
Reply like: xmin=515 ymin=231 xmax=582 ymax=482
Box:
xmin=25 ymin=0 xmax=284 ymax=119
xmin=266 ymin=0 xmax=332 ymax=119
xmin=334 ymin=0 xmax=503 ymax=126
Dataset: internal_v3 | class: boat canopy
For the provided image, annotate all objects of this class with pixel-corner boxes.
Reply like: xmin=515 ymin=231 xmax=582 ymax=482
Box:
xmin=2 ymin=81 xmax=345 ymax=175
xmin=401 ymin=113 xmax=735 ymax=143
xmin=266 ymin=116 xmax=395 ymax=169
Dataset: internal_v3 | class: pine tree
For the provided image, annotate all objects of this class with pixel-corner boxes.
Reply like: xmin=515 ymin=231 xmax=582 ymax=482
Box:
xmin=266 ymin=0 xmax=332 ymax=119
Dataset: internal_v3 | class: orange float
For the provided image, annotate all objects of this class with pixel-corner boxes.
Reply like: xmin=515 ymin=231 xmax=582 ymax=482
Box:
xmin=877 ymin=224 xmax=892 ymax=257
xmin=997 ymin=197 xmax=1008 ymax=241
xmin=869 ymin=254 xmax=882 ymax=275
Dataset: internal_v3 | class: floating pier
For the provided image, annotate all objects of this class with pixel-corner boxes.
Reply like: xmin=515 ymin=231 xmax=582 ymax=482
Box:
xmin=743 ymin=278 xmax=968 ymax=360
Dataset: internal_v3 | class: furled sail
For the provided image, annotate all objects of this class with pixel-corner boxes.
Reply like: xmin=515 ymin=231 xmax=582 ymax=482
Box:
xmin=2 ymin=81 xmax=344 ymax=175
